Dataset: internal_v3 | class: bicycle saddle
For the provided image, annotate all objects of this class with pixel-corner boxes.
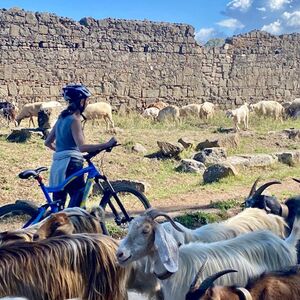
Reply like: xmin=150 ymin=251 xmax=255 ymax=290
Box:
xmin=19 ymin=167 xmax=48 ymax=179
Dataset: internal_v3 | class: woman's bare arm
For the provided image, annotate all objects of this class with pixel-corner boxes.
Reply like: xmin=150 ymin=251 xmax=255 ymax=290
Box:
xmin=71 ymin=117 xmax=117 ymax=153
xmin=44 ymin=124 xmax=56 ymax=151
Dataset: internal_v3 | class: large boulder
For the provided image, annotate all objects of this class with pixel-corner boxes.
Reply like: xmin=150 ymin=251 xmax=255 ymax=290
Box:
xmin=226 ymin=154 xmax=277 ymax=170
xmin=276 ymin=151 xmax=300 ymax=166
xmin=176 ymin=159 xmax=206 ymax=174
xmin=157 ymin=141 xmax=184 ymax=158
xmin=282 ymin=128 xmax=300 ymax=140
xmin=194 ymin=147 xmax=227 ymax=166
xmin=203 ymin=162 xmax=238 ymax=184
xmin=196 ymin=134 xmax=240 ymax=151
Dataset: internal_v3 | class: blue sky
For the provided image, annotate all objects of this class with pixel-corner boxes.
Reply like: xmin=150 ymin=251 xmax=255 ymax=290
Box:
xmin=2 ymin=0 xmax=300 ymax=43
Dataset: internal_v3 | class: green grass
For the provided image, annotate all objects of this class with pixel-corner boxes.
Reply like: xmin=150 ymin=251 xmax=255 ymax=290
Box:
xmin=210 ymin=199 xmax=241 ymax=211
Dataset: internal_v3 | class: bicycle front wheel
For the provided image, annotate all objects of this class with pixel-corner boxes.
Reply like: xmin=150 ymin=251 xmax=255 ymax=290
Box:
xmin=0 ymin=201 xmax=39 ymax=231
xmin=101 ymin=183 xmax=151 ymax=227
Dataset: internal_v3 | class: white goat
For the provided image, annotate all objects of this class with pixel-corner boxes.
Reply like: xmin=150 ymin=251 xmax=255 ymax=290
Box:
xmin=157 ymin=105 xmax=180 ymax=123
xmin=226 ymin=103 xmax=249 ymax=131
xmin=82 ymin=102 xmax=114 ymax=130
xmin=250 ymin=100 xmax=284 ymax=121
xmin=179 ymin=104 xmax=202 ymax=118
xmin=142 ymin=107 xmax=160 ymax=120
xmin=162 ymin=208 xmax=287 ymax=246
xmin=200 ymin=102 xmax=215 ymax=120
xmin=117 ymin=209 xmax=300 ymax=300
xmin=16 ymin=101 xmax=62 ymax=127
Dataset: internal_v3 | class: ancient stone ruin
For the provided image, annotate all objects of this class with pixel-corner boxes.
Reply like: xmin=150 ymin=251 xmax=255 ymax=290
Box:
xmin=1 ymin=7 xmax=300 ymax=109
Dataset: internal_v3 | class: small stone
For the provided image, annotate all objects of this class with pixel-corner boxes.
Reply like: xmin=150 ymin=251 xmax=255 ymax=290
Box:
xmin=194 ymin=148 xmax=227 ymax=166
xmin=132 ymin=143 xmax=147 ymax=154
xmin=176 ymin=159 xmax=206 ymax=174
xmin=157 ymin=141 xmax=184 ymax=158
xmin=203 ymin=163 xmax=238 ymax=184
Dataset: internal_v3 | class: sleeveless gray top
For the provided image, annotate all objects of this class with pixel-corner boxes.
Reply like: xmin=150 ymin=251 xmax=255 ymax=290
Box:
xmin=55 ymin=114 xmax=79 ymax=152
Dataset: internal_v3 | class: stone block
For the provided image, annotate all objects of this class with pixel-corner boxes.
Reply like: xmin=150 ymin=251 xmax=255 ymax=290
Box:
xmin=203 ymin=162 xmax=238 ymax=183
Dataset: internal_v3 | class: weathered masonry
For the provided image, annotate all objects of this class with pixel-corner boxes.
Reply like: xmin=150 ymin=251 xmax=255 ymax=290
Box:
xmin=0 ymin=7 xmax=300 ymax=109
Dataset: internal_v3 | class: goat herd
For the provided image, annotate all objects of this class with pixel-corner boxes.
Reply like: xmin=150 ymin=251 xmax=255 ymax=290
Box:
xmin=1 ymin=97 xmax=300 ymax=133
xmin=0 ymin=178 xmax=299 ymax=299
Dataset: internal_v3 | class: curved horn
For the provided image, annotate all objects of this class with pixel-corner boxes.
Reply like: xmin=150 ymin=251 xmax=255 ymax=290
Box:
xmin=236 ymin=287 xmax=253 ymax=300
xmin=293 ymin=178 xmax=300 ymax=184
xmin=189 ymin=256 xmax=209 ymax=291
xmin=188 ymin=269 xmax=238 ymax=299
xmin=145 ymin=208 xmax=184 ymax=232
xmin=248 ymin=177 xmax=261 ymax=197
xmin=253 ymin=181 xmax=281 ymax=198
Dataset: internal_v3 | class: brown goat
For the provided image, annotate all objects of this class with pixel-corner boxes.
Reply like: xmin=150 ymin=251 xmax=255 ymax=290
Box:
xmin=0 ymin=233 xmax=127 ymax=300
xmin=186 ymin=265 xmax=300 ymax=300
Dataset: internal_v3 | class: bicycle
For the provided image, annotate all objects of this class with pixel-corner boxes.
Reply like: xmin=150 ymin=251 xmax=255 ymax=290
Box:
xmin=0 ymin=144 xmax=151 ymax=232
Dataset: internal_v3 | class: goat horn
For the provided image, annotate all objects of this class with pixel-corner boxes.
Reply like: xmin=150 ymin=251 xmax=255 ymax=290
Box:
xmin=293 ymin=178 xmax=300 ymax=184
xmin=189 ymin=269 xmax=238 ymax=299
xmin=248 ymin=177 xmax=261 ymax=197
xmin=144 ymin=208 xmax=184 ymax=232
xmin=189 ymin=256 xmax=209 ymax=291
xmin=253 ymin=181 xmax=281 ymax=198
xmin=236 ymin=287 xmax=253 ymax=300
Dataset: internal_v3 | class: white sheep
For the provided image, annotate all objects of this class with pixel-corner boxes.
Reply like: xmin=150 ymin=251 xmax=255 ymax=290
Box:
xmin=226 ymin=103 xmax=249 ymax=131
xmin=117 ymin=209 xmax=300 ymax=300
xmin=142 ymin=107 xmax=160 ymax=120
xmin=82 ymin=102 xmax=114 ymax=130
xmin=16 ymin=101 xmax=62 ymax=127
xmin=250 ymin=100 xmax=284 ymax=121
xmin=179 ymin=104 xmax=202 ymax=118
xmin=157 ymin=105 xmax=180 ymax=123
xmin=199 ymin=102 xmax=215 ymax=120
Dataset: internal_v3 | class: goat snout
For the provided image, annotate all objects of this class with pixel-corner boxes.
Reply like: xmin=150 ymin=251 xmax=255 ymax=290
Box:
xmin=116 ymin=248 xmax=132 ymax=264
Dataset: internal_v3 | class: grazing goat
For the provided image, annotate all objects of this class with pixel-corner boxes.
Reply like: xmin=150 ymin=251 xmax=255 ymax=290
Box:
xmin=0 ymin=234 xmax=127 ymax=300
xmin=186 ymin=265 xmax=300 ymax=300
xmin=82 ymin=102 xmax=114 ymax=130
xmin=147 ymin=100 xmax=168 ymax=110
xmin=200 ymin=102 xmax=215 ymax=120
xmin=226 ymin=103 xmax=249 ymax=131
xmin=285 ymin=98 xmax=300 ymax=118
xmin=16 ymin=101 xmax=62 ymax=127
xmin=117 ymin=209 xmax=300 ymax=300
xmin=162 ymin=207 xmax=287 ymax=246
xmin=142 ymin=107 xmax=160 ymax=120
xmin=250 ymin=100 xmax=284 ymax=121
xmin=157 ymin=105 xmax=180 ymax=122
xmin=179 ymin=104 xmax=202 ymax=118
xmin=0 ymin=101 xmax=18 ymax=126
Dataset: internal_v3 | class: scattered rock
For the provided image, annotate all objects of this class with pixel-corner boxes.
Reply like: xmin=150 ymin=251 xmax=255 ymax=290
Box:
xmin=176 ymin=159 xmax=206 ymax=174
xmin=92 ymin=179 xmax=150 ymax=195
xmin=132 ymin=143 xmax=147 ymax=154
xmin=203 ymin=162 xmax=238 ymax=184
xmin=215 ymin=127 xmax=235 ymax=134
xmin=194 ymin=147 xmax=227 ymax=166
xmin=276 ymin=150 xmax=300 ymax=166
xmin=106 ymin=127 xmax=124 ymax=134
xmin=157 ymin=141 xmax=184 ymax=158
xmin=6 ymin=128 xmax=43 ymax=143
xmin=226 ymin=154 xmax=277 ymax=170
xmin=196 ymin=134 xmax=239 ymax=151
xmin=282 ymin=128 xmax=300 ymax=140
xmin=178 ymin=137 xmax=194 ymax=149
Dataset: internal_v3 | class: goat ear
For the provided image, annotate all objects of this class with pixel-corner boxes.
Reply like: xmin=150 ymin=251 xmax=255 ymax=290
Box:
xmin=154 ymin=223 xmax=179 ymax=273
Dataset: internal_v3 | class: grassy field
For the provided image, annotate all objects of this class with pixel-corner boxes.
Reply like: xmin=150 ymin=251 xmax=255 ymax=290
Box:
xmin=0 ymin=112 xmax=299 ymax=217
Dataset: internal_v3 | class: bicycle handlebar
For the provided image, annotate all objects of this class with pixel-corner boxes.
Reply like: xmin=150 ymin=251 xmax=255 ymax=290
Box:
xmin=83 ymin=143 xmax=121 ymax=161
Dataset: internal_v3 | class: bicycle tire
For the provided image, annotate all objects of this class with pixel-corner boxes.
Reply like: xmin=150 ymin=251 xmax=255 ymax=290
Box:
xmin=0 ymin=201 xmax=39 ymax=231
xmin=100 ymin=183 xmax=151 ymax=226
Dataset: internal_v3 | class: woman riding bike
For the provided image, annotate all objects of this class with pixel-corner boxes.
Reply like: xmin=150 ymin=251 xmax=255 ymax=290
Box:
xmin=45 ymin=84 xmax=117 ymax=208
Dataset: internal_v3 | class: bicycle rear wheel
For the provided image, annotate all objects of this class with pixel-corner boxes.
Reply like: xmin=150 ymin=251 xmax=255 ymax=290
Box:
xmin=0 ymin=201 xmax=39 ymax=231
xmin=101 ymin=183 xmax=150 ymax=228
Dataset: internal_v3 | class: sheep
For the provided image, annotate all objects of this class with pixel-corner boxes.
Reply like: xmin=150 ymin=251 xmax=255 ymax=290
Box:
xmin=226 ymin=103 xmax=249 ymax=131
xmin=162 ymin=207 xmax=287 ymax=246
xmin=142 ymin=107 xmax=160 ymax=120
xmin=199 ymin=102 xmax=215 ymax=120
xmin=16 ymin=101 xmax=62 ymax=127
xmin=250 ymin=100 xmax=284 ymax=121
xmin=82 ymin=102 xmax=114 ymax=130
xmin=117 ymin=208 xmax=300 ymax=300
xmin=179 ymin=104 xmax=202 ymax=119
xmin=186 ymin=265 xmax=300 ymax=300
xmin=157 ymin=105 xmax=180 ymax=123
xmin=147 ymin=100 xmax=168 ymax=110
xmin=285 ymin=98 xmax=300 ymax=118
xmin=0 ymin=234 xmax=127 ymax=300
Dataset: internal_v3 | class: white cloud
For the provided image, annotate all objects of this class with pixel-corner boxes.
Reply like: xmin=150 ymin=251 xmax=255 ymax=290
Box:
xmin=261 ymin=20 xmax=282 ymax=33
xmin=195 ymin=28 xmax=216 ymax=43
xmin=227 ymin=0 xmax=253 ymax=12
xmin=282 ymin=10 xmax=300 ymax=27
xmin=257 ymin=7 xmax=266 ymax=12
xmin=217 ymin=18 xmax=245 ymax=30
xmin=268 ymin=0 xmax=291 ymax=11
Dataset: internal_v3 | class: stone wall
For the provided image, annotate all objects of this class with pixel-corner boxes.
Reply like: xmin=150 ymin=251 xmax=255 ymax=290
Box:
xmin=0 ymin=7 xmax=300 ymax=109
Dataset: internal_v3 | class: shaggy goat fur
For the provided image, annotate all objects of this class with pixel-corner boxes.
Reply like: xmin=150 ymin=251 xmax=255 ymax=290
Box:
xmin=162 ymin=208 xmax=287 ymax=246
xmin=0 ymin=234 xmax=127 ymax=300
xmin=117 ymin=210 xmax=299 ymax=300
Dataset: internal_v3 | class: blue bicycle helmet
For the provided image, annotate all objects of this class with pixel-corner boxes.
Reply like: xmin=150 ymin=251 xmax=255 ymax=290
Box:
xmin=62 ymin=84 xmax=91 ymax=103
